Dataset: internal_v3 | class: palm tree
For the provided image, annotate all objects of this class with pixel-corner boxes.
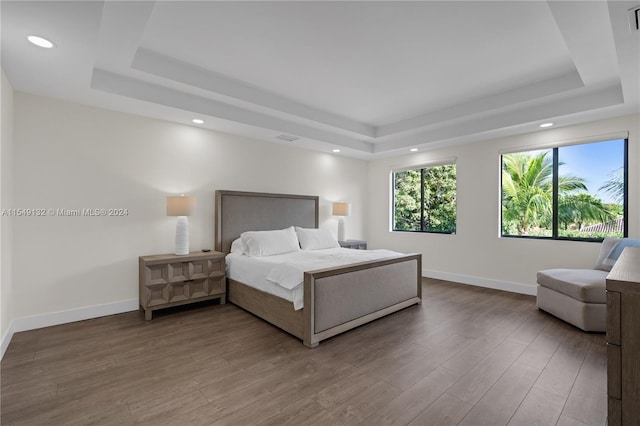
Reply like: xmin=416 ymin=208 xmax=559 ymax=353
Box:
xmin=558 ymin=193 xmax=616 ymax=230
xmin=501 ymin=151 xmax=594 ymax=235
xmin=502 ymin=152 xmax=553 ymax=235
xmin=599 ymin=167 xmax=624 ymax=204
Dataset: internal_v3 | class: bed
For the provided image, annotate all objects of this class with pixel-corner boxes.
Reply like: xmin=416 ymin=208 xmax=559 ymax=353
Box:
xmin=215 ymin=190 xmax=422 ymax=348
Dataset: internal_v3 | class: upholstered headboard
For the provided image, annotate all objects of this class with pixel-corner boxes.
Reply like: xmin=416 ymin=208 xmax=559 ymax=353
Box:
xmin=215 ymin=190 xmax=319 ymax=254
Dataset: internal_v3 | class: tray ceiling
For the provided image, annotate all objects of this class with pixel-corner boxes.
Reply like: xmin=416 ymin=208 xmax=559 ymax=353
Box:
xmin=2 ymin=1 xmax=638 ymax=158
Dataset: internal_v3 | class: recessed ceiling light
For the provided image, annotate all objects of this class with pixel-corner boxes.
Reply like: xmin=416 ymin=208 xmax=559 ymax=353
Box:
xmin=540 ymin=122 xmax=554 ymax=128
xmin=410 ymin=148 xmax=418 ymax=152
xmin=27 ymin=35 xmax=55 ymax=49
xmin=192 ymin=119 xmax=204 ymax=124
xmin=332 ymin=149 xmax=341 ymax=153
xmin=276 ymin=134 xmax=299 ymax=142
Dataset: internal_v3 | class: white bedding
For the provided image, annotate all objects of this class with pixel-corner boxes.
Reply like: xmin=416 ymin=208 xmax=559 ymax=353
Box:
xmin=226 ymin=247 xmax=404 ymax=310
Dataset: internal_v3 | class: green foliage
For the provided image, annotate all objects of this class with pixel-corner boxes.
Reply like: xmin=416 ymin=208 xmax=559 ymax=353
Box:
xmin=558 ymin=193 xmax=616 ymax=230
xmin=501 ymin=151 xmax=623 ymax=239
xmin=393 ymin=164 xmax=456 ymax=233
xmin=394 ymin=170 xmax=422 ymax=231
xmin=557 ymin=230 xmax=624 ymax=239
xmin=501 ymin=152 xmax=554 ymax=235
xmin=599 ymin=167 xmax=624 ymax=204
xmin=396 ymin=150 xmax=623 ymax=239
xmin=423 ymin=165 xmax=457 ymax=233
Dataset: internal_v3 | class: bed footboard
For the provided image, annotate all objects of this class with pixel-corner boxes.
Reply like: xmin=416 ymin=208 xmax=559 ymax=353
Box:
xmin=303 ymin=254 xmax=422 ymax=348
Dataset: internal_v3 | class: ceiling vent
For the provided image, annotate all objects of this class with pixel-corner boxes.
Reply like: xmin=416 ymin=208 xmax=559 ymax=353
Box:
xmin=629 ymin=5 xmax=640 ymax=31
xmin=275 ymin=134 xmax=299 ymax=142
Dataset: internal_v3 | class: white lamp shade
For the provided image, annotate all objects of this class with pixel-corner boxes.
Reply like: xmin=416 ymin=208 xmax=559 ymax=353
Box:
xmin=167 ymin=196 xmax=197 ymax=216
xmin=332 ymin=202 xmax=351 ymax=216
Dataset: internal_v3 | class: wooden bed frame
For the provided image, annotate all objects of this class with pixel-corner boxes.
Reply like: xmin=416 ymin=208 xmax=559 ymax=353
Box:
xmin=215 ymin=190 xmax=422 ymax=348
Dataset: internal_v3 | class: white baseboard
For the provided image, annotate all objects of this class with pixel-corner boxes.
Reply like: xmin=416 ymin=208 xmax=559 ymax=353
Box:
xmin=2 ymin=272 xmax=536 ymax=359
xmin=424 ymin=269 xmax=537 ymax=296
xmin=2 ymin=299 xmax=136 ymax=360
xmin=1 ymin=320 xmax=15 ymax=360
xmin=12 ymin=298 xmax=139 ymax=333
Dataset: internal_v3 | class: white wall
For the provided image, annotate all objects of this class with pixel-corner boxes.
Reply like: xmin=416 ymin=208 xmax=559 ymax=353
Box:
xmin=368 ymin=114 xmax=640 ymax=294
xmin=1 ymin=69 xmax=15 ymax=356
xmin=7 ymin=91 xmax=640 ymax=340
xmin=11 ymin=92 xmax=368 ymax=328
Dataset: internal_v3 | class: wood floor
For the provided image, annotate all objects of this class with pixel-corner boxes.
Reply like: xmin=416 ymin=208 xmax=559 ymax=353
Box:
xmin=1 ymin=278 xmax=607 ymax=426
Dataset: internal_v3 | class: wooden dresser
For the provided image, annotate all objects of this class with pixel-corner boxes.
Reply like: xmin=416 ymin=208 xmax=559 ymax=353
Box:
xmin=139 ymin=251 xmax=226 ymax=320
xmin=606 ymin=247 xmax=640 ymax=425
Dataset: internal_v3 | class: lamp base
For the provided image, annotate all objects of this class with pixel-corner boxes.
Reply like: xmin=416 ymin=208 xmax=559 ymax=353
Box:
xmin=175 ymin=216 xmax=189 ymax=255
xmin=337 ymin=217 xmax=346 ymax=241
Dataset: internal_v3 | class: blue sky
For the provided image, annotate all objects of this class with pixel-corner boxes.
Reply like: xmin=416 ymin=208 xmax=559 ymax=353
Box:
xmin=559 ymin=139 xmax=625 ymax=204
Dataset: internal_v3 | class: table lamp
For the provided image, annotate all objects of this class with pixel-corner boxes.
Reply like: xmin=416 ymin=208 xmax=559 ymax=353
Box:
xmin=167 ymin=195 xmax=197 ymax=255
xmin=332 ymin=202 xmax=351 ymax=241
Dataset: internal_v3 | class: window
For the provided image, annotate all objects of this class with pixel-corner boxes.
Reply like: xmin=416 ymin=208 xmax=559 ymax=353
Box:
xmin=393 ymin=163 xmax=456 ymax=233
xmin=501 ymin=138 xmax=627 ymax=240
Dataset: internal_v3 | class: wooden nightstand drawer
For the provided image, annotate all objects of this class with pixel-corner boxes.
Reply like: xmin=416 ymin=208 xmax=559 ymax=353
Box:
xmin=208 ymin=276 xmax=225 ymax=294
xmin=139 ymin=251 xmax=226 ymax=320
xmin=190 ymin=279 xmax=209 ymax=299
xmin=190 ymin=260 xmax=209 ymax=280
xmin=145 ymin=264 xmax=169 ymax=286
xmin=209 ymin=258 xmax=224 ymax=274
xmin=145 ymin=283 xmax=169 ymax=307
xmin=168 ymin=280 xmax=191 ymax=303
xmin=168 ymin=262 xmax=189 ymax=282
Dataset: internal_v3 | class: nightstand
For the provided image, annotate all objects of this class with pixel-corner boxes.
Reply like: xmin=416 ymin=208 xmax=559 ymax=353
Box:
xmin=339 ymin=240 xmax=367 ymax=250
xmin=139 ymin=251 xmax=226 ymax=320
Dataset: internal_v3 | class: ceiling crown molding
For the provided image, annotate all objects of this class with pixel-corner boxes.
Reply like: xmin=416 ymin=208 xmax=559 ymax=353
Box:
xmin=132 ymin=48 xmax=377 ymax=138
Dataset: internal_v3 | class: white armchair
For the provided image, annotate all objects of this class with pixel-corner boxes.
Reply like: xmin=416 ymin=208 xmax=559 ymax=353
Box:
xmin=536 ymin=238 xmax=639 ymax=332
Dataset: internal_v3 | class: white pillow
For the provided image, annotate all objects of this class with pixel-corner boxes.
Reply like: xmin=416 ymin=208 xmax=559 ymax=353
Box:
xmin=241 ymin=226 xmax=301 ymax=257
xmin=230 ymin=238 xmax=246 ymax=254
xmin=593 ymin=238 xmax=620 ymax=271
xmin=295 ymin=227 xmax=340 ymax=250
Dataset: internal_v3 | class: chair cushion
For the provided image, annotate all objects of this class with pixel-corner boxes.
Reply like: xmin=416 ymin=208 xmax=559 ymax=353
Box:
xmin=593 ymin=238 xmax=622 ymax=271
xmin=537 ymin=268 xmax=608 ymax=303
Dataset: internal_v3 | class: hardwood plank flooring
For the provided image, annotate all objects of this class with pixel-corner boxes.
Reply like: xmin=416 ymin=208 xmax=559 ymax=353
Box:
xmin=1 ymin=278 xmax=607 ymax=425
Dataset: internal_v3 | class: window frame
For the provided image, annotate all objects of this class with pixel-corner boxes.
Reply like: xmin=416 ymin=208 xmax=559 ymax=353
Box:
xmin=391 ymin=161 xmax=457 ymax=234
xmin=500 ymin=138 xmax=629 ymax=242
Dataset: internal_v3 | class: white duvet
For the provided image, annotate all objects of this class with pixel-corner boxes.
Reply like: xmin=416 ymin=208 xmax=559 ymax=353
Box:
xmin=226 ymin=247 xmax=404 ymax=310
